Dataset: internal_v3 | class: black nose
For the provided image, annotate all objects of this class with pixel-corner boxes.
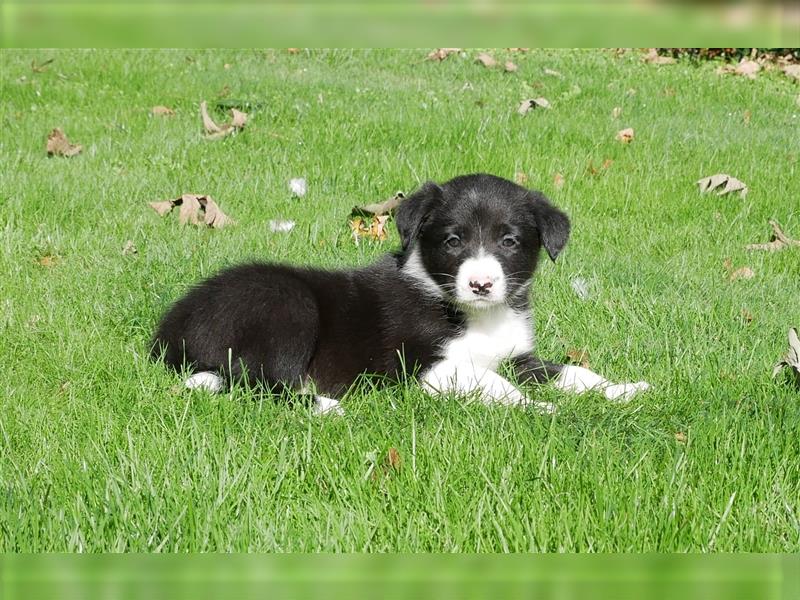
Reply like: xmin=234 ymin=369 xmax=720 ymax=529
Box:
xmin=469 ymin=280 xmax=493 ymax=296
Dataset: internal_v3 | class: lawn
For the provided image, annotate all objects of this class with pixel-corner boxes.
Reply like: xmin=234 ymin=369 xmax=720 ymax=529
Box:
xmin=0 ymin=48 xmax=798 ymax=552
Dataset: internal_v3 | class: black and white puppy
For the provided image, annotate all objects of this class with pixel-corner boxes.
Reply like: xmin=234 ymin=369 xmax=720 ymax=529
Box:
xmin=151 ymin=173 xmax=649 ymax=413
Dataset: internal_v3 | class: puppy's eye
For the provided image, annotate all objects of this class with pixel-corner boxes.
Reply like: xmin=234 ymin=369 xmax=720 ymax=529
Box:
xmin=445 ymin=235 xmax=462 ymax=248
xmin=501 ymin=236 xmax=518 ymax=248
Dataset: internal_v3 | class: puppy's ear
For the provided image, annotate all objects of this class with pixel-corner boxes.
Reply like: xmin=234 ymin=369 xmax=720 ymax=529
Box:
xmin=529 ymin=191 xmax=570 ymax=261
xmin=395 ymin=181 xmax=442 ymax=250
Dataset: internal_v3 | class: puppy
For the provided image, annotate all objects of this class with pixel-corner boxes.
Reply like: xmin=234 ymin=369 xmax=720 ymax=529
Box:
xmin=151 ymin=173 xmax=649 ymax=413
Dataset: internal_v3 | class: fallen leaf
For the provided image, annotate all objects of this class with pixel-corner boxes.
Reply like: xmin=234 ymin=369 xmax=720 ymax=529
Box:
xmin=723 ymin=258 xmax=755 ymax=281
xmin=602 ymin=158 xmax=614 ymax=169
xmin=269 ymin=219 xmax=295 ymax=233
xmin=122 ymin=240 xmax=137 ymax=255
xmin=565 ymin=347 xmax=590 ymax=369
xmin=349 ymin=215 xmax=390 ymax=244
xmin=662 ymin=87 xmax=676 ymax=97
xmin=475 ymin=52 xmax=498 ymax=68
xmin=387 ymin=447 xmax=402 ymax=471
xmin=587 ymin=160 xmax=613 ymax=176
xmin=518 ymin=97 xmax=551 ymax=114
xmin=426 ymin=48 xmax=461 ymax=61
xmin=288 ymin=178 xmax=307 ymax=197
xmin=611 ymin=106 xmax=622 ymax=119
xmin=783 ymin=64 xmax=800 ymax=81
xmin=46 ymin=128 xmax=82 ymax=157
xmin=642 ymin=48 xmax=676 ymax=65
xmin=616 ymin=127 xmax=634 ymax=143
xmin=151 ymin=106 xmax=175 ymax=116
xmin=351 ymin=191 xmax=406 ymax=217
xmin=742 ymin=109 xmax=751 ymax=125
xmin=553 ymin=173 xmax=565 ymax=189
xmin=674 ymin=432 xmax=687 ymax=444
xmin=504 ymin=61 xmax=518 ymax=73
xmin=38 ymin=254 xmax=59 ymax=267
xmin=515 ymin=172 xmax=529 ymax=185
xmin=717 ymin=59 xmax=760 ymax=79
xmin=287 ymin=48 xmax=300 ymax=54
xmin=544 ymin=68 xmax=563 ymax=78
xmin=773 ymin=328 xmax=800 ymax=388
xmin=696 ymin=174 xmax=748 ymax=198
xmin=200 ymin=100 xmax=247 ymax=140
xmin=31 ymin=58 xmax=54 ymax=73
xmin=223 ymin=63 xmax=231 ymax=70
xmin=740 ymin=309 xmax=754 ymax=324
xmin=745 ymin=219 xmax=800 ymax=252
xmin=148 ymin=194 xmax=235 ymax=229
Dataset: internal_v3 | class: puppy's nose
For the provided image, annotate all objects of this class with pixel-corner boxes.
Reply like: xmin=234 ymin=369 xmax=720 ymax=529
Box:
xmin=469 ymin=278 xmax=494 ymax=296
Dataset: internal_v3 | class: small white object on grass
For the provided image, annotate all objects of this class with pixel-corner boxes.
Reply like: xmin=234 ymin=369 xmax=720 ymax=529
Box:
xmin=571 ymin=277 xmax=590 ymax=300
xmin=185 ymin=371 xmax=224 ymax=393
xmin=288 ymin=178 xmax=307 ymax=197
xmin=269 ymin=219 xmax=296 ymax=233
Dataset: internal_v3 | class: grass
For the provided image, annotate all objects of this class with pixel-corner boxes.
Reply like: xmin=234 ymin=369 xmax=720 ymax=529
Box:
xmin=0 ymin=48 xmax=799 ymax=552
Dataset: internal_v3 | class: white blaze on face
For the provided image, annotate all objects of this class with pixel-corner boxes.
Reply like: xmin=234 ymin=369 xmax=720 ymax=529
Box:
xmin=455 ymin=249 xmax=506 ymax=306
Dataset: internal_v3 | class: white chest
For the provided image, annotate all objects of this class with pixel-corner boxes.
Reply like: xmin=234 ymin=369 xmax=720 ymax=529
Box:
xmin=441 ymin=307 xmax=534 ymax=371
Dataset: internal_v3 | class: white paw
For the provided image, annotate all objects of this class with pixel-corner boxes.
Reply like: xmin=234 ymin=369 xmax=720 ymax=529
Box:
xmin=184 ymin=371 xmax=224 ymax=393
xmin=313 ymin=396 xmax=345 ymax=416
xmin=603 ymin=381 xmax=651 ymax=402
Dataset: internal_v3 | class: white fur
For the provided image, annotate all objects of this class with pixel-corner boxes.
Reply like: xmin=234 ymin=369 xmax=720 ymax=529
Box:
xmin=402 ymin=248 xmax=443 ymax=298
xmin=555 ymin=365 xmax=651 ymax=402
xmin=185 ymin=371 xmax=224 ymax=393
xmin=313 ymin=396 xmax=344 ymax=416
xmin=454 ymin=250 xmax=507 ymax=305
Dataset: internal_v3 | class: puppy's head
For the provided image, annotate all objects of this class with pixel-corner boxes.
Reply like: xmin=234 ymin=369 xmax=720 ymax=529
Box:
xmin=397 ymin=173 xmax=570 ymax=310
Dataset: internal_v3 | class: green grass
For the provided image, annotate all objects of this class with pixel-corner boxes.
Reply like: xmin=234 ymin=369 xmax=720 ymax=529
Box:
xmin=1 ymin=48 xmax=799 ymax=552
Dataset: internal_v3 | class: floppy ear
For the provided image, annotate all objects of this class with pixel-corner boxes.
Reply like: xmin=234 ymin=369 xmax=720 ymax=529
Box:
xmin=395 ymin=181 xmax=442 ymax=250
xmin=529 ymin=191 xmax=570 ymax=261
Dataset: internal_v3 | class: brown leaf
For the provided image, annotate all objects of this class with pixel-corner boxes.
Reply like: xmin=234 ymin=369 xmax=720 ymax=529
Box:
xmin=122 ymin=240 xmax=138 ymax=256
xmin=426 ymin=48 xmax=461 ymax=61
xmin=696 ymin=174 xmax=748 ymax=198
xmin=151 ymin=106 xmax=175 ymax=116
xmin=615 ymin=127 xmax=634 ymax=143
xmin=745 ymin=219 xmax=800 ymax=252
xmin=740 ymin=309 xmax=754 ymax=324
xmin=515 ymin=172 xmax=529 ymax=185
xmin=387 ymin=447 xmax=402 ymax=471
xmin=504 ymin=61 xmax=518 ymax=73
xmin=553 ymin=173 xmax=565 ymax=189
xmin=565 ymin=347 xmax=590 ymax=369
xmin=349 ymin=215 xmax=390 ymax=244
xmin=46 ymin=128 xmax=82 ymax=157
xmin=517 ymin=97 xmax=551 ymax=114
xmin=773 ymin=328 xmax=800 ymax=388
xmin=674 ymin=432 xmax=687 ymax=444
xmin=587 ymin=160 xmax=613 ymax=176
xmin=200 ymin=100 xmax=247 ymax=140
xmin=717 ymin=59 xmax=760 ymax=79
xmin=742 ymin=110 xmax=751 ymax=125
xmin=148 ymin=194 xmax=235 ymax=229
xmin=287 ymin=48 xmax=301 ymax=54
xmin=38 ymin=254 xmax=59 ymax=267
xmin=31 ymin=58 xmax=54 ymax=73
xmin=611 ymin=106 xmax=622 ymax=119
xmin=642 ymin=48 xmax=676 ymax=65
xmin=783 ymin=64 xmax=800 ymax=81
xmin=351 ymin=192 xmax=405 ymax=217
xmin=475 ymin=52 xmax=498 ymax=68
xmin=723 ymin=259 xmax=755 ymax=282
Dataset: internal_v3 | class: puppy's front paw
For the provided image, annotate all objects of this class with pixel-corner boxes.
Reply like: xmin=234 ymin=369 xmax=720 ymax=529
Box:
xmin=313 ymin=395 xmax=345 ymax=416
xmin=603 ymin=381 xmax=651 ymax=402
xmin=185 ymin=371 xmax=224 ymax=393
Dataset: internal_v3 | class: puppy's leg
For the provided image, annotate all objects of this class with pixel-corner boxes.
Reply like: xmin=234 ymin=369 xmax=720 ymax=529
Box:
xmin=312 ymin=395 xmax=345 ymax=416
xmin=422 ymin=360 xmax=555 ymax=413
xmin=510 ymin=354 xmax=650 ymax=402
xmin=184 ymin=371 xmax=225 ymax=393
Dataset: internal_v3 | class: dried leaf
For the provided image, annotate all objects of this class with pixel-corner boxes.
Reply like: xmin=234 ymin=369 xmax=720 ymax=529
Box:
xmin=288 ymin=178 xmax=307 ymax=197
xmin=616 ymin=127 xmax=634 ymax=143
xmin=674 ymin=432 xmax=687 ymax=444
xmin=475 ymin=52 xmax=498 ymax=68
xmin=426 ymin=48 xmax=461 ymax=61
xmin=46 ymin=128 xmax=82 ymax=157
xmin=717 ymin=59 xmax=761 ymax=79
xmin=269 ymin=219 xmax=295 ymax=233
xmin=642 ymin=48 xmax=676 ymax=65
xmin=514 ymin=172 xmax=529 ymax=185
xmin=287 ymin=48 xmax=300 ymax=55
xmin=504 ymin=61 xmax=518 ymax=73
xmin=696 ymin=174 xmax=748 ymax=198
xmin=31 ymin=58 xmax=54 ymax=73
xmin=122 ymin=240 xmax=138 ymax=255
xmin=553 ymin=173 xmax=565 ymax=189
xmin=200 ymin=100 xmax=247 ymax=140
xmin=772 ymin=328 xmax=800 ymax=388
xmin=740 ymin=309 xmax=754 ymax=324
xmin=151 ymin=106 xmax=175 ymax=116
xmin=783 ymin=64 xmax=800 ymax=81
xmin=745 ymin=220 xmax=800 ymax=252
xmin=38 ymin=254 xmax=59 ymax=267
xmin=351 ymin=192 xmax=405 ymax=217
xmin=723 ymin=259 xmax=755 ymax=282
xmin=148 ymin=194 xmax=235 ymax=229
xmin=611 ymin=106 xmax=622 ymax=119
xmin=517 ymin=97 xmax=551 ymax=114
xmin=565 ymin=347 xmax=590 ymax=369
xmin=742 ymin=110 xmax=751 ymax=125
xmin=349 ymin=215 xmax=390 ymax=244
xmin=387 ymin=447 xmax=402 ymax=471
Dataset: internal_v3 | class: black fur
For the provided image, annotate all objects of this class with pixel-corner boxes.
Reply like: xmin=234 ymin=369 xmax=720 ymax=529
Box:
xmin=151 ymin=173 xmax=571 ymax=397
